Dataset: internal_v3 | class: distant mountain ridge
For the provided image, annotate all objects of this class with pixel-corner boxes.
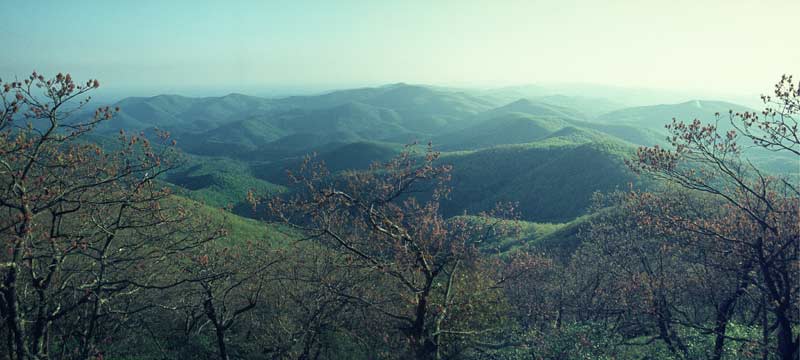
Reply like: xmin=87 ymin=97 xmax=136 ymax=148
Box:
xmin=97 ymin=83 xmax=503 ymax=157
xmin=596 ymin=99 xmax=754 ymax=131
xmin=84 ymin=83 xmax=781 ymax=224
xmin=99 ymin=84 xmax=756 ymax=158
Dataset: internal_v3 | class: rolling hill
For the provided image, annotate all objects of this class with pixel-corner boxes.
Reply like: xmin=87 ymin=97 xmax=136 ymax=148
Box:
xmin=432 ymin=112 xmax=569 ymax=151
xmin=530 ymin=94 xmax=627 ymax=118
xmin=101 ymin=83 xmax=498 ymax=158
xmin=103 ymin=93 xmax=280 ymax=133
xmin=476 ymin=98 xmax=586 ymax=122
xmin=166 ymin=157 xmax=286 ymax=213
xmin=440 ymin=131 xmax=639 ymax=222
xmin=251 ymin=141 xmax=403 ymax=185
xmin=240 ymin=127 xmax=640 ymax=223
xmin=93 ymin=84 xmax=773 ymax=227
xmin=596 ymin=99 xmax=754 ymax=131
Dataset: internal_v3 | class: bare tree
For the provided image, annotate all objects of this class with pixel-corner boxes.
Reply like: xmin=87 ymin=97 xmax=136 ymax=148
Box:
xmin=0 ymin=72 xmax=221 ymax=360
xmin=631 ymin=75 xmax=800 ymax=360
xmin=265 ymin=145 xmax=527 ymax=359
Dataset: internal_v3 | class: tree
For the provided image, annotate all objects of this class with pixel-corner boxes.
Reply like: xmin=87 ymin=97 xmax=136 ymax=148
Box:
xmin=255 ymin=243 xmax=375 ymax=359
xmin=575 ymin=190 xmax=767 ymax=360
xmin=733 ymin=75 xmax=799 ymax=157
xmin=631 ymin=74 xmax=800 ymax=360
xmin=265 ymin=145 xmax=526 ymax=359
xmin=179 ymin=239 xmax=278 ymax=360
xmin=0 ymin=72 xmax=221 ymax=359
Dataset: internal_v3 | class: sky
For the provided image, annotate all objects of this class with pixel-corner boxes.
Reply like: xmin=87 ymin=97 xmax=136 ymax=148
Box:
xmin=1 ymin=0 xmax=798 ymax=98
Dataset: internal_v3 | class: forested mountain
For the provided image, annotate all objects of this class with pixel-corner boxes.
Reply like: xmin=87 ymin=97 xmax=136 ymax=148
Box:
xmin=86 ymin=83 xmax=786 ymax=225
xmin=432 ymin=112 xmax=568 ymax=150
xmin=5 ymin=73 xmax=797 ymax=360
xmin=106 ymin=93 xmax=279 ymax=132
xmin=86 ymin=81 xmax=796 ymax=256
xmin=443 ymin=134 xmax=637 ymax=222
xmin=103 ymin=88 xmax=754 ymax=161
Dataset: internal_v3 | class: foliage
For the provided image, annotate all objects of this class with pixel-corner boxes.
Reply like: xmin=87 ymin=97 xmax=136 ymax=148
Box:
xmin=629 ymin=74 xmax=800 ymax=359
xmin=264 ymin=145 xmax=533 ymax=359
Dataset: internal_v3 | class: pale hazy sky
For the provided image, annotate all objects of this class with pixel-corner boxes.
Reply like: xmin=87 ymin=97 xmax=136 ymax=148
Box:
xmin=2 ymin=0 xmax=797 ymax=97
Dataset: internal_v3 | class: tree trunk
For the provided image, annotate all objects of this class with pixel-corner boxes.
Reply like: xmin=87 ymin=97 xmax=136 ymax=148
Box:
xmin=214 ymin=325 xmax=230 ymax=360
xmin=203 ymin=291 xmax=230 ymax=360
xmin=410 ymin=285 xmax=436 ymax=360
xmin=758 ymin=248 xmax=797 ymax=360
xmin=79 ymin=298 xmax=102 ymax=360
xmin=711 ymin=312 xmax=729 ymax=360
xmin=774 ymin=311 xmax=798 ymax=360
xmin=3 ymin=268 xmax=25 ymax=360
xmin=29 ymin=287 xmax=51 ymax=360
xmin=711 ymin=269 xmax=750 ymax=360
xmin=761 ymin=296 xmax=770 ymax=360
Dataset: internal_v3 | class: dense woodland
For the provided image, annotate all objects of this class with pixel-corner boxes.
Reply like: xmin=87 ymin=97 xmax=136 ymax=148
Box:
xmin=0 ymin=72 xmax=798 ymax=359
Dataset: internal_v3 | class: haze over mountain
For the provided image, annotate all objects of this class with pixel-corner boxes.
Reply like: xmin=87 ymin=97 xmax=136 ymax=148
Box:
xmin=597 ymin=100 xmax=755 ymax=130
xmin=9 ymin=1 xmax=797 ymax=98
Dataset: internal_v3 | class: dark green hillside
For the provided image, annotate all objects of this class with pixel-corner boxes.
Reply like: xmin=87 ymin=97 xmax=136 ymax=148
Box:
xmin=597 ymin=99 xmax=753 ymax=130
xmin=524 ymin=213 xmax=597 ymax=258
xmin=318 ymin=141 xmax=403 ymax=170
xmin=171 ymin=195 xmax=293 ymax=247
xmin=167 ymin=157 xmax=285 ymax=212
xmin=271 ymin=101 xmax=407 ymax=138
xmin=450 ymin=215 xmax=568 ymax=254
xmin=177 ymin=118 xmax=288 ymax=156
xmin=244 ymin=132 xmax=365 ymax=161
xmin=244 ymin=127 xmax=639 ymax=223
xmin=251 ymin=141 xmax=403 ymax=185
xmin=440 ymin=134 xmax=638 ymax=222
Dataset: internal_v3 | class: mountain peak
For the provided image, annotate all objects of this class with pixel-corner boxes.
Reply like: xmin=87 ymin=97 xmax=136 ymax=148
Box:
xmin=509 ymin=98 xmax=536 ymax=106
xmin=676 ymin=99 xmax=706 ymax=108
xmin=222 ymin=92 xmax=251 ymax=98
xmin=151 ymin=94 xmax=188 ymax=99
